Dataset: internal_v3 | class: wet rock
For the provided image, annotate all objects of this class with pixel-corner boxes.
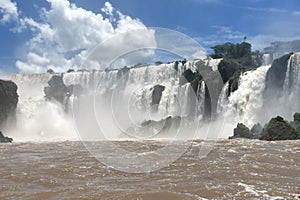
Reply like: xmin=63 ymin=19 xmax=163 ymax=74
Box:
xmin=0 ymin=131 xmax=13 ymax=143
xmin=264 ymin=53 xmax=293 ymax=99
xmin=151 ymin=85 xmax=165 ymax=112
xmin=126 ymin=116 xmax=181 ymax=138
xmin=67 ymin=69 xmax=75 ymax=73
xmin=0 ymin=80 xmax=18 ymax=128
xmin=44 ymin=75 xmax=68 ymax=104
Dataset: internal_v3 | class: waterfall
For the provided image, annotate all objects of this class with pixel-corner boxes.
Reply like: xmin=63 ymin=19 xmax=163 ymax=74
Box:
xmin=8 ymin=54 xmax=300 ymax=141
xmin=5 ymin=60 xmax=219 ymax=141
xmin=196 ymin=81 xmax=206 ymax=119
xmin=221 ymin=65 xmax=271 ymax=127
xmin=283 ymin=53 xmax=300 ymax=93
xmin=6 ymin=73 xmax=77 ymax=141
xmin=217 ymin=81 xmax=229 ymax=114
xmin=283 ymin=55 xmax=293 ymax=92
xmin=276 ymin=52 xmax=300 ymax=119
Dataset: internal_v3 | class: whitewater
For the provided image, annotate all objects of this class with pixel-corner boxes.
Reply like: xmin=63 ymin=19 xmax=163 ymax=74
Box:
xmin=3 ymin=54 xmax=300 ymax=142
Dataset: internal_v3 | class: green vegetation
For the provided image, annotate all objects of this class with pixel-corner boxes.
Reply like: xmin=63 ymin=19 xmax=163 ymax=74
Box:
xmin=290 ymin=113 xmax=300 ymax=139
xmin=261 ymin=116 xmax=297 ymax=141
xmin=230 ymin=113 xmax=300 ymax=141
xmin=179 ymin=41 xmax=264 ymax=118
xmin=209 ymin=42 xmax=263 ymax=92
xmin=229 ymin=123 xmax=252 ymax=139
xmin=211 ymin=42 xmax=252 ymax=59
xmin=47 ymin=69 xmax=55 ymax=74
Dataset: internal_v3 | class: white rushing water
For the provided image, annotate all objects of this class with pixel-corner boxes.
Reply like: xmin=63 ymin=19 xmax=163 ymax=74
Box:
xmin=217 ymin=81 xmax=229 ymax=114
xmin=5 ymin=61 xmax=210 ymax=141
xmin=283 ymin=53 xmax=300 ymax=93
xmin=221 ymin=65 xmax=271 ymax=127
xmin=267 ymin=52 xmax=300 ymax=121
xmin=4 ymin=53 xmax=300 ymax=141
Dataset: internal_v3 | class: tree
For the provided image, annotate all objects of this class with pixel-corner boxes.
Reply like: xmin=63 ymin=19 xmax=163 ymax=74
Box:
xmin=155 ymin=61 xmax=163 ymax=65
xmin=261 ymin=116 xmax=297 ymax=141
xmin=47 ymin=69 xmax=54 ymax=74
xmin=229 ymin=123 xmax=254 ymax=139
xmin=210 ymin=42 xmax=252 ymax=59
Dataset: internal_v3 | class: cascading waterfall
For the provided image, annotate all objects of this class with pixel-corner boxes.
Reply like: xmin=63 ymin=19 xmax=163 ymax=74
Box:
xmin=5 ymin=60 xmax=211 ymax=141
xmin=221 ymin=65 xmax=271 ymax=127
xmin=271 ymin=52 xmax=300 ymax=120
xmin=217 ymin=81 xmax=229 ymax=114
xmin=196 ymin=81 xmax=206 ymax=119
xmin=283 ymin=53 xmax=300 ymax=93
xmin=7 ymin=74 xmax=77 ymax=141
xmin=6 ymin=53 xmax=300 ymax=141
xmin=283 ymin=55 xmax=293 ymax=92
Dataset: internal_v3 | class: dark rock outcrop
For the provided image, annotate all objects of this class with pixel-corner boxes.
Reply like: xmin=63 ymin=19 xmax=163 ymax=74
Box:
xmin=44 ymin=75 xmax=68 ymax=104
xmin=44 ymin=75 xmax=85 ymax=112
xmin=126 ymin=116 xmax=181 ymax=138
xmin=151 ymin=85 xmax=165 ymax=112
xmin=179 ymin=61 xmax=223 ymax=119
xmin=264 ymin=53 xmax=293 ymax=99
xmin=260 ymin=116 xmax=297 ymax=141
xmin=117 ymin=66 xmax=130 ymax=79
xmin=0 ymin=131 xmax=13 ymax=143
xmin=0 ymin=80 xmax=18 ymax=128
xmin=218 ymin=59 xmax=243 ymax=85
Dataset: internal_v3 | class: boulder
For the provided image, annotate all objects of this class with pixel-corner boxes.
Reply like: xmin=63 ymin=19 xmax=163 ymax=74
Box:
xmin=261 ymin=116 xmax=297 ymax=141
xmin=0 ymin=131 xmax=13 ymax=143
xmin=126 ymin=116 xmax=181 ymax=138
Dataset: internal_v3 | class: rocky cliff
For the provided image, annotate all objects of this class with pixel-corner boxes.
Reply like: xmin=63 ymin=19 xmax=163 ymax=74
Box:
xmin=0 ymin=80 xmax=18 ymax=129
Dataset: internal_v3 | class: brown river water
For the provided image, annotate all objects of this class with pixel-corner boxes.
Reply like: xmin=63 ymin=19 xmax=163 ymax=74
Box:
xmin=0 ymin=139 xmax=300 ymax=200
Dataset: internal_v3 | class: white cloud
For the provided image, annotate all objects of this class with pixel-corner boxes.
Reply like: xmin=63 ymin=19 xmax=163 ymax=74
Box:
xmin=248 ymin=35 xmax=300 ymax=51
xmin=195 ymin=26 xmax=246 ymax=51
xmin=246 ymin=6 xmax=288 ymax=13
xmin=292 ymin=11 xmax=300 ymax=16
xmin=101 ymin=2 xmax=114 ymax=17
xmin=211 ymin=26 xmax=245 ymax=39
xmin=13 ymin=0 xmax=156 ymax=73
xmin=85 ymin=29 xmax=156 ymax=69
xmin=191 ymin=0 xmax=221 ymax=4
xmin=0 ymin=0 xmax=18 ymax=23
xmin=196 ymin=25 xmax=300 ymax=52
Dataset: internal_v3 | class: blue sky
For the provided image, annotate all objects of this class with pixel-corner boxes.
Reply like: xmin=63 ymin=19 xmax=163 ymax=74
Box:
xmin=1 ymin=0 xmax=300 ymax=73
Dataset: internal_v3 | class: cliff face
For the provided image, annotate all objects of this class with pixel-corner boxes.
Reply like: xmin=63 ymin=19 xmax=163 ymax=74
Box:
xmin=0 ymin=80 xmax=18 ymax=129
xmin=264 ymin=53 xmax=293 ymax=99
